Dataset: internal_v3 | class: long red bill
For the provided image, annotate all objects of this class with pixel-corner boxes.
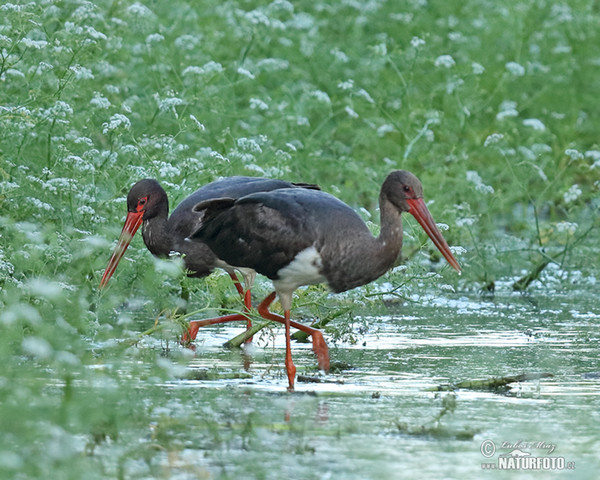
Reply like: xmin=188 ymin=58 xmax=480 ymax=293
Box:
xmin=407 ymin=198 xmax=461 ymax=273
xmin=99 ymin=211 xmax=144 ymax=288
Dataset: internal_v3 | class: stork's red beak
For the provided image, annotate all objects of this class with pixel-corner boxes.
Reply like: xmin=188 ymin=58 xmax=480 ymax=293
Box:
xmin=99 ymin=211 xmax=144 ymax=288
xmin=406 ymin=198 xmax=461 ymax=273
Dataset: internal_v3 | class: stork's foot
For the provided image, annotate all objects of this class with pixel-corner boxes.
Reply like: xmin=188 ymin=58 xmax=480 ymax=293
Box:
xmin=310 ymin=331 xmax=330 ymax=373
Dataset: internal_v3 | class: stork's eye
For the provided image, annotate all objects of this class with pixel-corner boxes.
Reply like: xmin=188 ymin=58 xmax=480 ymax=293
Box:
xmin=137 ymin=197 xmax=148 ymax=211
xmin=403 ymin=185 xmax=411 ymax=193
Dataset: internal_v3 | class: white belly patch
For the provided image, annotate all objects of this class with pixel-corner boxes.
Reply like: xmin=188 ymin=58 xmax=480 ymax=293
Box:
xmin=274 ymin=246 xmax=326 ymax=292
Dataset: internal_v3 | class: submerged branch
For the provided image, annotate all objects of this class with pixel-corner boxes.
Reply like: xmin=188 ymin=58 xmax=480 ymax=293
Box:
xmin=428 ymin=372 xmax=554 ymax=392
xmin=223 ymin=320 xmax=271 ymax=349
xmin=512 ymin=258 xmax=551 ymax=291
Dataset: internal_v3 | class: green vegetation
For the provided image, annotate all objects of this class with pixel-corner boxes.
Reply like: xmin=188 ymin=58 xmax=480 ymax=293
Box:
xmin=1 ymin=0 xmax=599 ymax=478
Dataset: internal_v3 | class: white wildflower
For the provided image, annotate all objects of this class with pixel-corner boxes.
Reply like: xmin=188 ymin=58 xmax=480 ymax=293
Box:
xmin=120 ymin=144 xmax=139 ymax=156
xmin=244 ymin=9 xmax=271 ymax=26
xmin=496 ymin=100 xmax=518 ymax=120
xmin=483 ymin=133 xmax=504 ymax=146
xmin=450 ymin=246 xmax=467 ymax=255
xmin=153 ymin=161 xmax=181 ymax=178
xmin=56 ymin=351 xmax=81 ymax=367
xmin=411 ymin=36 xmax=425 ymax=48
xmin=585 ymin=150 xmax=600 ymax=169
xmin=310 ymin=90 xmax=331 ymax=104
xmin=237 ymin=137 xmax=262 ymax=153
xmin=275 ymin=149 xmax=292 ymax=162
xmin=85 ymin=26 xmax=107 ymax=41
xmin=155 ymin=95 xmax=184 ymax=114
xmin=330 ymin=48 xmax=349 ymax=63
xmin=434 ymin=55 xmax=455 ymax=68
xmin=47 ymin=178 xmax=75 ymax=190
xmin=69 ymin=65 xmax=94 ymax=80
xmin=90 ymin=92 xmax=111 ymax=109
xmin=256 ymin=58 xmax=289 ymax=71
xmin=201 ymin=60 xmax=223 ymax=74
xmin=181 ymin=66 xmax=203 ymax=76
xmin=563 ymin=184 xmax=581 ymax=203
xmin=372 ymin=42 xmax=387 ymax=56
xmin=1 ymin=304 xmax=41 ymax=326
xmin=244 ymin=163 xmax=266 ymax=174
xmin=505 ymin=61 xmax=525 ymax=76
xmin=25 ymin=278 xmax=64 ymax=300
xmin=237 ymin=67 xmax=255 ymax=79
xmin=30 ymin=61 xmax=54 ymax=76
xmin=0 ymin=181 xmax=19 ymax=192
xmin=249 ymin=98 xmax=269 ymax=110
xmin=556 ymin=221 xmax=577 ymax=234
xmin=22 ymin=336 xmax=53 ymax=360
xmin=356 ymin=88 xmax=374 ymax=104
xmin=517 ymin=146 xmax=536 ymax=161
xmin=448 ymin=32 xmax=465 ymax=43
xmin=21 ymin=38 xmax=48 ymax=49
xmin=345 ymin=106 xmax=359 ymax=118
xmin=532 ymin=143 xmax=552 ymax=154
xmin=564 ymin=149 xmax=583 ymax=161
xmin=4 ymin=68 xmax=25 ymax=78
xmin=189 ymin=114 xmax=206 ymax=131
xmin=64 ymin=22 xmax=83 ymax=35
xmin=183 ymin=61 xmax=223 ymax=76
xmin=77 ymin=205 xmax=95 ymax=216
xmin=102 ymin=113 xmax=131 ymax=134
xmin=446 ymin=78 xmax=464 ymax=94
xmin=553 ymin=44 xmax=571 ymax=54
xmin=0 ymin=253 xmax=15 ymax=275
xmin=522 ymin=118 xmax=546 ymax=131
xmin=65 ymin=155 xmax=95 ymax=173
xmin=27 ymin=197 xmax=54 ymax=212
xmin=146 ymin=33 xmax=164 ymax=44
xmin=472 ymin=62 xmax=485 ymax=75
xmin=126 ymin=2 xmax=155 ymax=17
xmin=376 ymin=124 xmax=395 ymax=137
xmin=550 ymin=4 xmax=572 ymax=23
xmin=466 ymin=171 xmax=494 ymax=194
xmin=337 ymin=79 xmax=354 ymax=90
xmin=71 ymin=3 xmax=99 ymax=21
xmin=50 ymin=101 xmax=73 ymax=119
xmin=456 ymin=217 xmax=476 ymax=227
xmin=175 ymin=34 xmax=203 ymax=50
xmin=391 ymin=13 xmax=413 ymax=23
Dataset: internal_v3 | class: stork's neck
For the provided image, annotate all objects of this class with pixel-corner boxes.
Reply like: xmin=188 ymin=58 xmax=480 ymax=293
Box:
xmin=142 ymin=213 xmax=173 ymax=257
xmin=374 ymin=194 xmax=404 ymax=269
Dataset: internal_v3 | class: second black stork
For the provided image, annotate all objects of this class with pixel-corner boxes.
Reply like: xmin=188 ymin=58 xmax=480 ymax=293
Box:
xmin=190 ymin=170 xmax=461 ymax=391
xmin=99 ymin=176 xmax=330 ymax=370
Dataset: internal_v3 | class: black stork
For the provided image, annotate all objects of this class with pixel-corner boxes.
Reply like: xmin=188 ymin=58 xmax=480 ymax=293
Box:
xmin=99 ymin=176 xmax=330 ymax=370
xmin=189 ymin=170 xmax=461 ymax=391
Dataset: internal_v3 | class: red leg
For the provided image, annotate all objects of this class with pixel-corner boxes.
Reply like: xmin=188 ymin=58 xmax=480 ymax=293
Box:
xmin=257 ymin=292 xmax=330 ymax=372
xmin=182 ymin=313 xmax=249 ymax=343
xmin=182 ymin=272 xmax=254 ymax=345
xmin=243 ymin=289 xmax=253 ymax=344
xmin=284 ymin=309 xmax=296 ymax=391
xmin=228 ymin=272 xmax=245 ymax=297
xmin=230 ymin=272 xmax=253 ymax=344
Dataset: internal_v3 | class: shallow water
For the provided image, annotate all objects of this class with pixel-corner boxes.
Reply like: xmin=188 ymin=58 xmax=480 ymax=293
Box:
xmin=95 ymin=288 xmax=600 ymax=479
